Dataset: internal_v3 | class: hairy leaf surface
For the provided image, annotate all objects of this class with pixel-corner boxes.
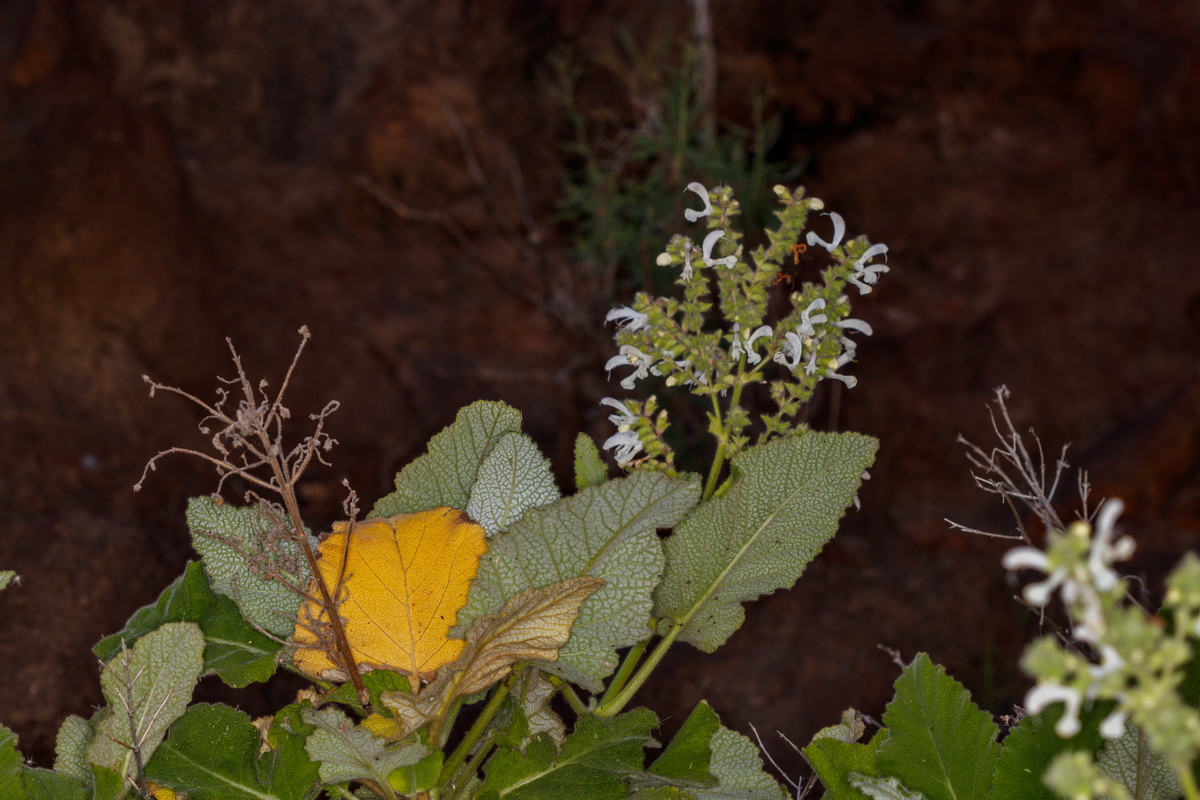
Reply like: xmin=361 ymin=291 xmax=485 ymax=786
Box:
xmin=187 ymin=497 xmax=308 ymax=638
xmin=988 ymin=703 xmax=1109 ymax=800
xmin=87 ymin=622 xmax=205 ymax=785
xmin=653 ymin=433 xmax=876 ymax=651
xmin=372 ymin=401 xmax=524 ymax=517
xmin=459 ymin=471 xmax=701 ymax=691
xmin=573 ymin=433 xmax=608 ymax=490
xmin=302 ymin=706 xmax=425 ymax=787
xmin=468 ymin=431 xmax=560 ymax=536
xmin=292 ymin=507 xmax=487 ymax=682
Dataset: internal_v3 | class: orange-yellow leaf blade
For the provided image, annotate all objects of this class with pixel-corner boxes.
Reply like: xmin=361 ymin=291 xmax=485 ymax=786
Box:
xmin=293 ymin=507 xmax=487 ymax=681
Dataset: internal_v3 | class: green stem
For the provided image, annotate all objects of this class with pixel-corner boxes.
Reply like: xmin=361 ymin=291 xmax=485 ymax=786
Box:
xmin=1180 ymin=766 xmax=1199 ymax=800
xmin=546 ymin=674 xmax=588 ymax=717
xmin=702 ymin=378 xmax=748 ymax=501
xmin=439 ymin=678 xmax=512 ymax=789
xmin=599 ymin=639 xmax=650 ymax=708
xmin=594 ymin=624 xmax=683 ymax=717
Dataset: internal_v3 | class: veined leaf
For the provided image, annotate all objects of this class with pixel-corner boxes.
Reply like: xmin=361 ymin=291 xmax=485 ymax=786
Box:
xmin=0 ymin=725 xmax=25 ymax=799
xmin=1096 ymin=721 xmax=1180 ymax=800
xmin=292 ymin=507 xmax=487 ymax=682
xmin=701 ymin=726 xmax=789 ymax=799
xmin=94 ymin=561 xmax=280 ymax=687
xmin=875 ymin=654 xmax=999 ymax=800
xmin=458 ymin=471 xmax=701 ymax=691
xmin=87 ymin=622 xmax=205 ymax=785
xmin=372 ymin=401 xmax=524 ymax=517
xmin=653 ymin=433 xmax=876 ymax=651
xmin=380 ymin=577 xmax=603 ymax=737
xmin=0 ymin=571 xmax=16 ymax=592
xmin=302 ymin=706 xmax=426 ymax=786
xmin=53 ymin=715 xmax=92 ymax=783
xmin=467 ymin=431 xmax=560 ymax=536
xmin=647 ymin=701 xmax=721 ymax=785
xmin=187 ymin=497 xmax=308 ymax=638
xmin=573 ymin=433 xmax=608 ymax=491
xmin=850 ymin=774 xmax=928 ymax=799
xmin=145 ymin=703 xmax=320 ymax=800
xmin=479 ymin=708 xmax=658 ymax=800
xmin=988 ymin=703 xmax=1110 ymax=800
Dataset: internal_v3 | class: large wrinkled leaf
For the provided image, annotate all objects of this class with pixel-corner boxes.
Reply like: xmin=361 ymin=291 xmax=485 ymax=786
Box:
xmin=875 ymin=654 xmax=999 ymax=800
xmin=292 ymin=507 xmax=487 ymax=682
xmin=381 ymin=578 xmax=603 ymax=737
xmin=467 ymin=431 xmax=560 ymax=536
xmin=95 ymin=561 xmax=280 ymax=687
xmin=459 ymin=471 xmax=701 ymax=691
xmin=654 ymin=432 xmax=876 ymax=652
xmin=702 ymin=726 xmax=789 ymax=799
xmin=145 ymin=703 xmax=320 ymax=800
xmin=479 ymin=708 xmax=658 ymax=800
xmin=372 ymin=401 xmax=524 ymax=517
xmin=187 ymin=496 xmax=308 ymax=638
xmin=302 ymin=706 xmax=426 ymax=786
xmin=87 ymin=622 xmax=205 ymax=783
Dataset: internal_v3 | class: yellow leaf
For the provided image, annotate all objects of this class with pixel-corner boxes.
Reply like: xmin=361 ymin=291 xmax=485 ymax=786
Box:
xmin=292 ymin=507 xmax=488 ymax=683
xmin=380 ymin=576 xmax=604 ymax=739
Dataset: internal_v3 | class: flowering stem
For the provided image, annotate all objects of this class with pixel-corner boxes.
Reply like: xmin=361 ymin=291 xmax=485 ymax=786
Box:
xmin=1180 ymin=767 xmax=1199 ymax=800
xmin=702 ymin=377 xmax=747 ymax=501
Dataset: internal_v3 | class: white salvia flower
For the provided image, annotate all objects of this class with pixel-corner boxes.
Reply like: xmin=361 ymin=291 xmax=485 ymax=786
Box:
xmin=837 ymin=318 xmax=874 ymax=336
xmin=835 ymin=338 xmax=858 ymax=368
xmin=1099 ymin=710 xmax=1128 ymax=740
xmin=852 ymin=469 xmax=871 ymax=510
xmin=806 ymin=212 xmax=845 ymax=252
xmin=604 ymin=345 xmax=653 ymax=390
xmin=702 ymin=230 xmax=737 ymax=268
xmin=798 ymin=298 xmax=828 ymax=336
xmin=1025 ymin=683 xmax=1083 ymax=736
xmin=605 ymin=305 xmax=650 ymax=332
xmin=682 ymin=239 xmax=695 ymax=280
xmin=805 ymin=341 xmax=821 ymax=375
xmin=808 ymin=197 xmax=825 ymax=211
xmin=602 ymin=430 xmax=644 ymax=465
xmin=1002 ymin=547 xmax=1067 ymax=607
xmin=684 ymin=182 xmax=713 ymax=222
xmin=730 ymin=323 xmax=745 ymax=362
xmin=656 ymin=251 xmax=673 ymax=267
xmin=773 ymin=331 xmax=804 ymax=371
xmin=824 ymin=369 xmax=858 ymax=389
xmin=744 ymin=325 xmax=773 ymax=365
xmin=1088 ymin=498 xmax=1134 ymax=591
xmin=599 ymin=397 xmax=636 ymax=430
xmin=849 ymin=244 xmax=890 ymax=294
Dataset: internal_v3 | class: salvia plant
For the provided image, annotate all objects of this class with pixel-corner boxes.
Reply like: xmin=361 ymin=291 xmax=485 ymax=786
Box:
xmin=3 ymin=181 xmax=1195 ymax=800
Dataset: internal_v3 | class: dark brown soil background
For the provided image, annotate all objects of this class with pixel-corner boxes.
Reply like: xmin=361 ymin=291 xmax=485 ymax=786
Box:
xmin=2 ymin=0 xmax=1198 ymax=779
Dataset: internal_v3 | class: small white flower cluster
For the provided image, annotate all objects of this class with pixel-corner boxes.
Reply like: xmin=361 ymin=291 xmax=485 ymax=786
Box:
xmin=598 ymin=397 xmax=643 ymax=466
xmin=1002 ymin=499 xmax=1136 ymax=738
xmin=805 ymin=211 xmax=891 ymax=294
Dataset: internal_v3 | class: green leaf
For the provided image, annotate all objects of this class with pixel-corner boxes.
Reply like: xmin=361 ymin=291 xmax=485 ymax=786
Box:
xmin=479 ymin=708 xmax=658 ymax=800
xmin=53 ymin=715 xmax=92 ymax=783
xmin=653 ymin=433 xmax=876 ymax=652
xmin=458 ymin=471 xmax=702 ymax=691
xmin=574 ymin=433 xmax=608 ymax=490
xmin=0 ymin=725 xmax=26 ymax=800
xmin=648 ymin=701 xmax=720 ymax=784
xmin=319 ymin=670 xmax=413 ymax=716
xmin=467 ymin=432 xmax=561 ymax=536
xmin=186 ymin=497 xmax=307 ymax=638
xmin=371 ymin=401 xmax=524 ymax=517
xmin=146 ymin=703 xmax=319 ymax=800
xmin=301 ymin=706 xmax=425 ymax=786
xmin=698 ymin=726 xmax=788 ymax=799
xmin=88 ymin=621 xmax=205 ymax=784
xmin=0 ymin=571 xmax=16 ymax=592
xmin=988 ymin=703 xmax=1109 ymax=800
xmin=94 ymin=561 xmax=280 ymax=688
xmin=875 ymin=654 xmax=999 ymax=800
xmin=803 ymin=730 xmax=884 ymax=800
xmin=849 ymin=774 xmax=928 ymax=799
xmin=1096 ymin=721 xmax=1180 ymax=800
